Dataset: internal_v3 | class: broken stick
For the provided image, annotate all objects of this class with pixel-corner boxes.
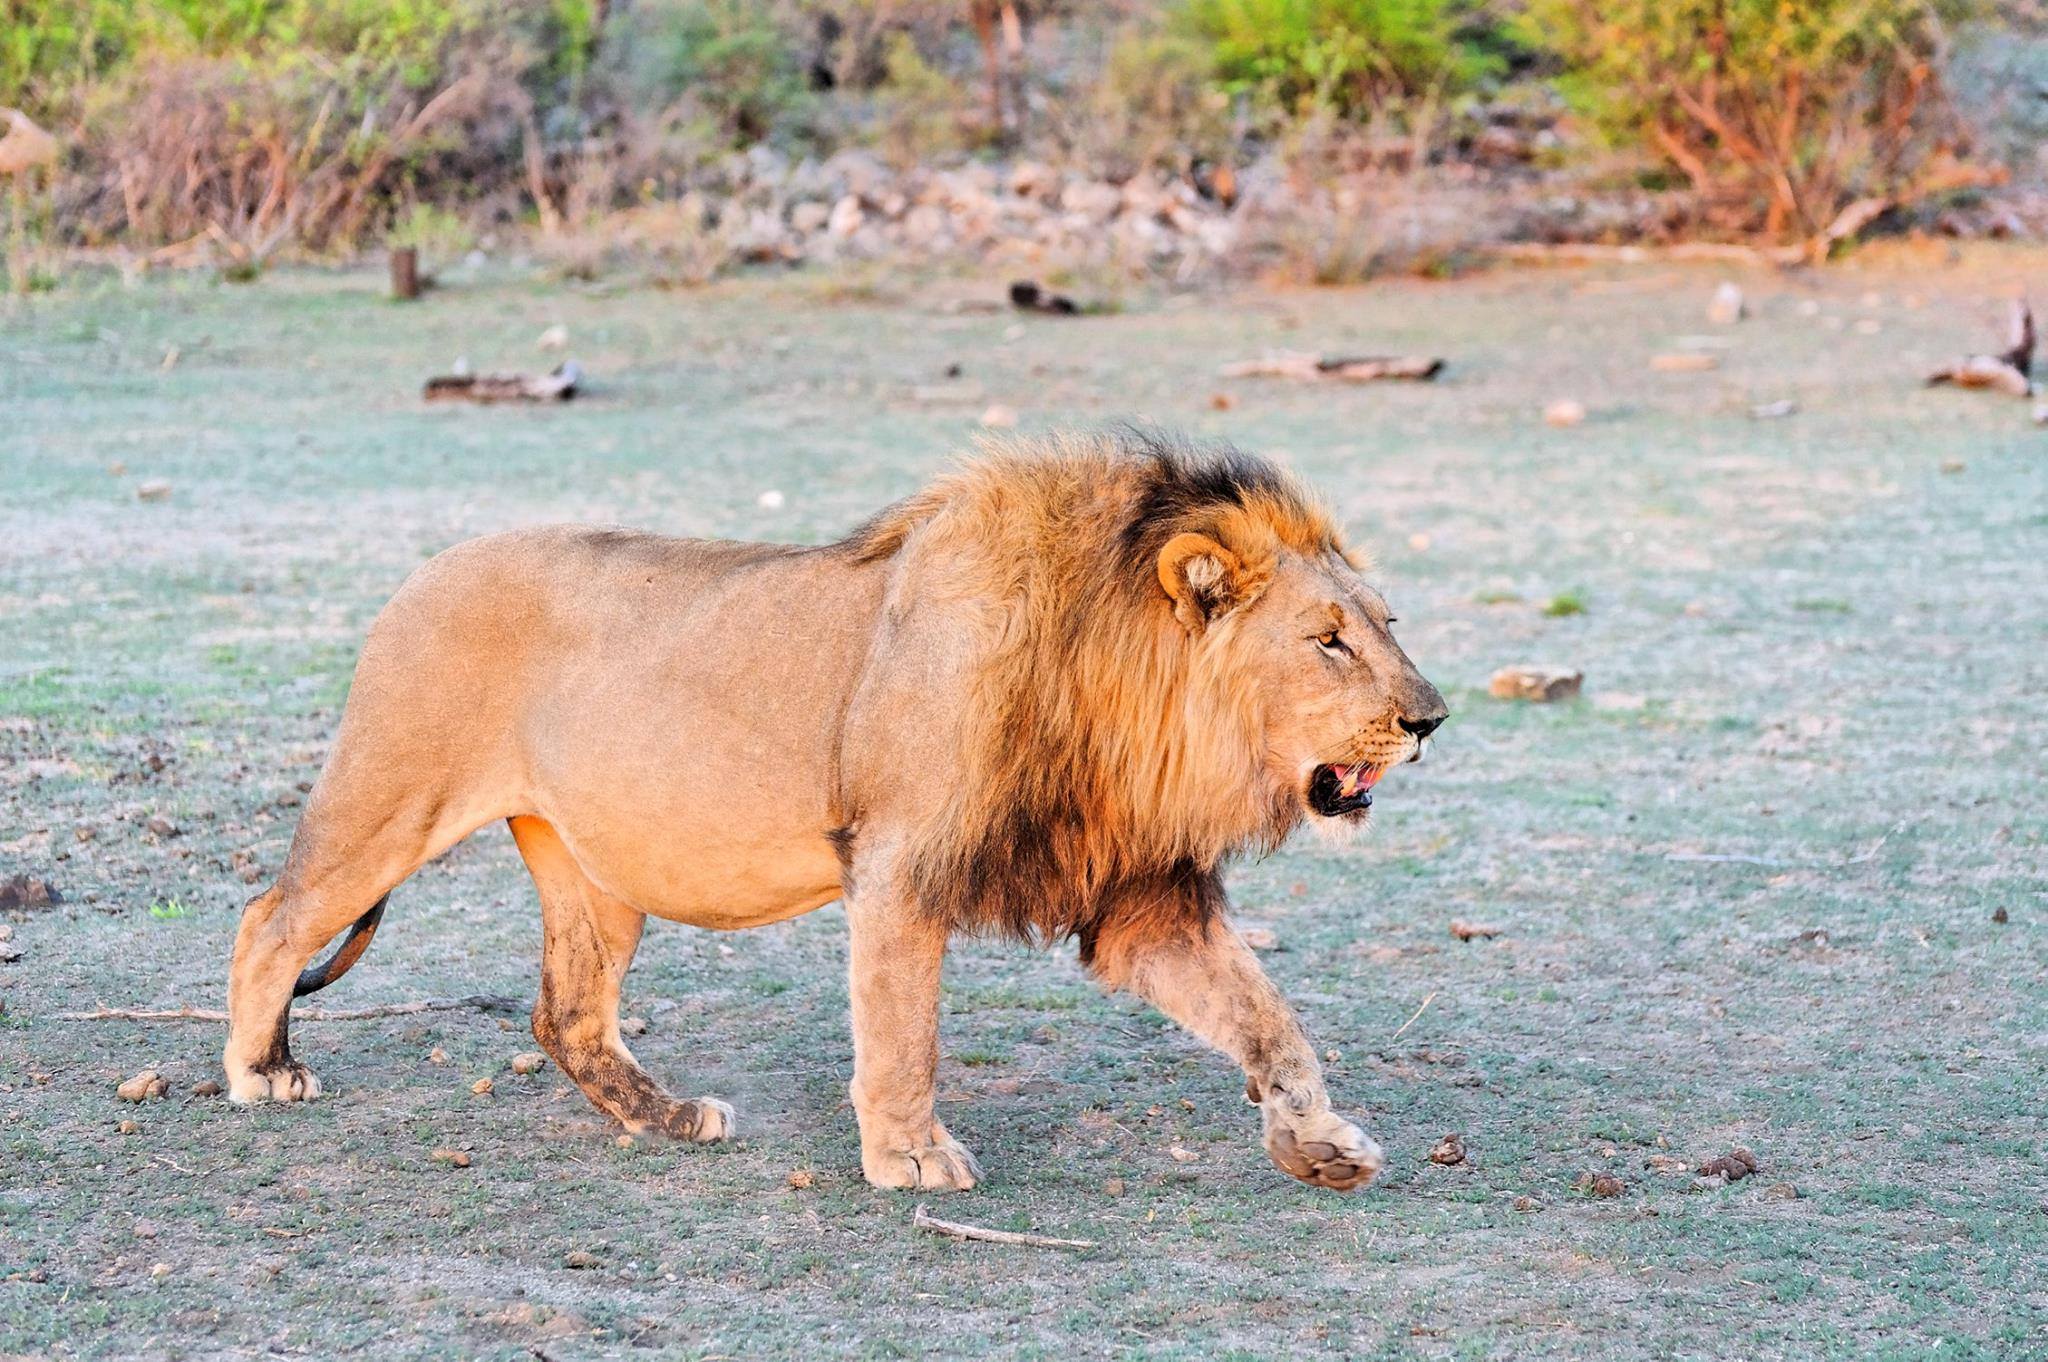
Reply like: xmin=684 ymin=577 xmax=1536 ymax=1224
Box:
xmin=1221 ymin=352 xmax=1443 ymax=383
xmin=58 ymin=994 xmax=527 ymax=1024
xmin=912 ymin=1204 xmax=1096 ymax=1250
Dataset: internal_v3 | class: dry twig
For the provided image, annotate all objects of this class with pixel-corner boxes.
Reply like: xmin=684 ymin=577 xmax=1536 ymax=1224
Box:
xmin=911 ymin=1205 xmax=1095 ymax=1250
xmin=58 ymin=995 xmax=526 ymax=1024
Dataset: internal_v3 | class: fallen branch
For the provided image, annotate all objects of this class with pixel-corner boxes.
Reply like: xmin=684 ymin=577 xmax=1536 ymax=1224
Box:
xmin=912 ymin=1204 xmax=1095 ymax=1250
xmin=424 ymin=361 xmax=581 ymax=404
xmin=1221 ymin=352 xmax=1443 ymax=383
xmin=1926 ymin=298 xmax=2034 ymax=398
xmin=58 ymin=994 xmax=527 ymax=1024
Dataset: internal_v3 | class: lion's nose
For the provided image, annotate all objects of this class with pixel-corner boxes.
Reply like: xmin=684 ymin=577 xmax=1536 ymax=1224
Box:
xmin=1399 ymin=711 xmax=1445 ymax=741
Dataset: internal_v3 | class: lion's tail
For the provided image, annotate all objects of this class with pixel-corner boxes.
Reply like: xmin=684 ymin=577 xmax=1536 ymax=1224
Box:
xmin=292 ymin=894 xmax=390 ymax=997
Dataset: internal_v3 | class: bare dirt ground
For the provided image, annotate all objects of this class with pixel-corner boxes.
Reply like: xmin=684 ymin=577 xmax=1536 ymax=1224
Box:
xmin=2 ymin=247 xmax=2044 ymax=1360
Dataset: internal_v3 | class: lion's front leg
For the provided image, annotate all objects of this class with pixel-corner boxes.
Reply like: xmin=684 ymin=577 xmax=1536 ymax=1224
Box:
xmin=843 ymin=872 xmax=981 ymax=1192
xmin=1088 ymin=914 xmax=1383 ymax=1191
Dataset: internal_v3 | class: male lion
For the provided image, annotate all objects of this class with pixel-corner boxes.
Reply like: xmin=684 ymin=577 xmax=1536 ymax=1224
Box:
xmin=225 ymin=430 xmax=1447 ymax=1191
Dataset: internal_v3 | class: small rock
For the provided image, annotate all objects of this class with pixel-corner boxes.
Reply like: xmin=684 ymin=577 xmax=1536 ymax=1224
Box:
xmin=145 ymin=815 xmax=178 ymax=838
xmin=1102 ymin=1177 xmax=1126 ymax=1196
xmin=471 ymin=1077 xmax=494 ymax=1096
xmin=756 ymin=489 xmax=785 ymax=510
xmin=133 ymin=1218 xmax=159 ymax=1239
xmin=1489 ymin=666 xmax=1583 ymax=703
xmin=74 ymin=824 xmax=96 ymax=843
xmin=118 ymin=1118 xmax=140 ymax=1134
xmin=1697 ymin=1147 xmax=1760 ymax=1182
xmin=1940 ymin=459 xmax=1965 ymax=474
xmin=1448 ymin=919 xmax=1502 ymax=942
xmin=563 ymin=1250 xmax=601 ymax=1270
xmin=1209 ymin=392 xmax=1235 ymax=411
xmin=1644 ymin=1153 xmax=1691 ymax=1175
xmin=117 ymin=1070 xmax=169 ymax=1102
xmin=136 ymin=479 xmax=173 ymax=502
xmin=1761 ymin=1182 xmax=1799 ymax=1201
xmin=190 ymin=1079 xmax=222 ymax=1098
xmin=1168 ymin=1144 xmax=1199 ymax=1163
xmin=826 ymin=195 xmax=864 ymax=238
xmin=510 ymin=1052 xmax=548 ymax=1076
xmin=787 ymin=1168 xmax=814 ymax=1190
xmin=616 ymin=1134 xmax=635 ymax=1149
xmin=1992 ymin=906 xmax=2009 ymax=924
xmin=1428 ymin=1133 xmax=1466 ymax=1166
xmin=1239 ymin=926 xmax=1279 ymax=951
xmin=979 ymin=403 xmax=1019 ymax=429
xmin=1576 ymin=1170 xmax=1626 ymax=1198
xmin=0 ymin=874 xmax=60 ymax=909
xmin=0 ymin=942 xmax=19 ymax=963
xmin=537 ymin=324 xmax=569 ymax=350
xmin=1651 ymin=352 xmax=1719 ymax=373
xmin=621 ymin=1017 xmax=648 ymax=1036
xmin=1708 ymin=281 xmax=1746 ymax=325
xmin=149 ymin=1262 xmax=171 ymax=1279
xmin=1543 ymin=399 xmax=1587 ymax=427
xmin=1751 ymin=399 xmax=1799 ymax=419
xmin=1512 ymin=1195 xmax=1540 ymax=1212
xmin=428 ymin=1046 xmax=448 ymax=1064
xmin=432 ymin=1148 xmax=473 ymax=1168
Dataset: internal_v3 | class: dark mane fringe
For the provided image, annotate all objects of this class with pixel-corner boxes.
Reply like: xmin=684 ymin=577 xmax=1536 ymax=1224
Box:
xmin=865 ymin=428 xmax=1338 ymax=945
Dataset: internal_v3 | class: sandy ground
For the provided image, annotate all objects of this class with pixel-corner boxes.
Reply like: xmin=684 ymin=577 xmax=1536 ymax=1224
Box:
xmin=1 ymin=247 xmax=2043 ymax=1359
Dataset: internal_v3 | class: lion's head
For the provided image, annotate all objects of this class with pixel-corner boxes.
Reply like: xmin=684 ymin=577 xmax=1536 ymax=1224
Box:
xmin=1155 ymin=516 xmax=1447 ymax=827
xmin=848 ymin=429 xmax=1448 ymax=940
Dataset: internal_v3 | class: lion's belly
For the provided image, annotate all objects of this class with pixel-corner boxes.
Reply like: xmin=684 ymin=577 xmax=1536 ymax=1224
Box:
xmin=544 ymin=803 xmax=845 ymax=929
xmin=511 ymin=538 xmax=880 ymax=930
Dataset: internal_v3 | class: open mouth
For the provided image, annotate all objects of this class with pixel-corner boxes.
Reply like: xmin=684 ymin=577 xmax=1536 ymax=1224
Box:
xmin=1307 ymin=762 xmax=1385 ymax=818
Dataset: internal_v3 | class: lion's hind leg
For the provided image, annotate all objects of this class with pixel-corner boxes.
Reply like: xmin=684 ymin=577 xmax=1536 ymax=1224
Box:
xmin=509 ymin=816 xmax=732 ymax=1143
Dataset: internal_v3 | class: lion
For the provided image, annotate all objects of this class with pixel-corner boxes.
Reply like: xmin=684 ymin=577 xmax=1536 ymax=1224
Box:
xmin=224 ymin=429 xmax=1448 ymax=1191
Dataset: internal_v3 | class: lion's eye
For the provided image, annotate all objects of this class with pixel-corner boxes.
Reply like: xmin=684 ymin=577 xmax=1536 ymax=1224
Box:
xmin=1314 ymin=630 xmax=1348 ymax=656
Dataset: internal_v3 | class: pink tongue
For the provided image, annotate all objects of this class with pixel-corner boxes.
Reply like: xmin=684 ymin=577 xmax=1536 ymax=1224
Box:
xmin=1351 ymin=765 xmax=1384 ymax=790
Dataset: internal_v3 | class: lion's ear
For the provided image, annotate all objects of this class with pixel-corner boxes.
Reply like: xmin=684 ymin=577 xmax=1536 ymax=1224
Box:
xmin=1157 ymin=532 xmax=1252 ymax=631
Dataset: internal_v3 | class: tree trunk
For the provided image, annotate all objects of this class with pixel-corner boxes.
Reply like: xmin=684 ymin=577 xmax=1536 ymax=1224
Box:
xmin=389 ymin=246 xmax=420 ymax=300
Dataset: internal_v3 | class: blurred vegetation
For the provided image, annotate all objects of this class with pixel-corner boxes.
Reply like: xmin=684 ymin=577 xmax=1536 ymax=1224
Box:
xmin=0 ymin=0 xmax=2010 ymax=272
xmin=1520 ymin=0 xmax=1985 ymax=236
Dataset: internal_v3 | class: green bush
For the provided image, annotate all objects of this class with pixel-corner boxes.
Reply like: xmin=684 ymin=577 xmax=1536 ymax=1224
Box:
xmin=1520 ymin=0 xmax=1981 ymax=238
xmin=611 ymin=0 xmax=815 ymax=146
xmin=1176 ymin=0 xmax=1502 ymax=121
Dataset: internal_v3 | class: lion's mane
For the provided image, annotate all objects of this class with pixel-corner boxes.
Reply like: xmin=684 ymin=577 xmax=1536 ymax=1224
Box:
xmin=838 ymin=429 xmax=1344 ymax=959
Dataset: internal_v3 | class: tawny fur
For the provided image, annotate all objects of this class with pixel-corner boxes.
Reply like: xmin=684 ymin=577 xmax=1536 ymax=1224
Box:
xmin=223 ymin=429 xmax=1446 ymax=1194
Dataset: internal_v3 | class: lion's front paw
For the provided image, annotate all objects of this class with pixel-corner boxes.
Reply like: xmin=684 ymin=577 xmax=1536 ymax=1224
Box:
xmin=862 ymin=1134 xmax=983 ymax=1192
xmin=677 ymin=1096 xmax=734 ymax=1143
xmin=226 ymin=1060 xmax=322 ymax=1105
xmin=1265 ymin=1108 xmax=1383 ymax=1191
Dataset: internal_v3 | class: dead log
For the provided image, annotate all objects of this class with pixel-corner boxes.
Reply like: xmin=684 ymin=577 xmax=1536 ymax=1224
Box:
xmin=1926 ymin=299 xmax=2034 ymax=397
xmin=1221 ymin=352 xmax=1443 ymax=383
xmin=1009 ymin=280 xmax=1080 ymax=315
xmin=424 ymin=361 xmax=581 ymax=404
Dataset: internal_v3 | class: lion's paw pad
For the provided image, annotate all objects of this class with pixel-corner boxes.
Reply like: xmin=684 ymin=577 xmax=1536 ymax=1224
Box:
xmin=1266 ymin=1112 xmax=1383 ymax=1192
xmin=864 ymin=1139 xmax=983 ymax=1192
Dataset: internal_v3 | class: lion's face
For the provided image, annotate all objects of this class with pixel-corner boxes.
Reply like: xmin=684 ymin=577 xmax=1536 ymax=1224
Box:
xmin=1159 ymin=535 xmax=1447 ymax=824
